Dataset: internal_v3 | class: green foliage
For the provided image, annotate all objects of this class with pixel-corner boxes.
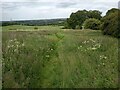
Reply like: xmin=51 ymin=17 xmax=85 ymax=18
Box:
xmin=67 ymin=13 xmax=78 ymax=29
xmin=83 ymin=18 xmax=101 ymax=30
xmin=106 ymin=8 xmax=119 ymax=16
xmin=75 ymin=25 xmax=81 ymax=29
xmin=101 ymin=8 xmax=120 ymax=38
xmin=62 ymin=21 xmax=70 ymax=29
xmin=34 ymin=27 xmax=38 ymax=29
xmin=88 ymin=10 xmax=102 ymax=20
xmin=66 ymin=10 xmax=102 ymax=29
xmin=55 ymin=33 xmax=64 ymax=40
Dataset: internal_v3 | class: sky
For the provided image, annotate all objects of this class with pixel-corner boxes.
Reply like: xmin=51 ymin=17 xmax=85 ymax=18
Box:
xmin=0 ymin=0 xmax=120 ymax=21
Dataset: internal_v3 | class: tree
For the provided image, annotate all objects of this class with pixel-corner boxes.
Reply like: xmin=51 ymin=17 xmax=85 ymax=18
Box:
xmin=67 ymin=13 xmax=78 ymax=29
xmin=88 ymin=10 xmax=102 ymax=20
xmin=106 ymin=8 xmax=119 ymax=15
xmin=101 ymin=8 xmax=120 ymax=38
xmin=66 ymin=10 xmax=88 ymax=29
xmin=83 ymin=18 xmax=101 ymax=30
xmin=66 ymin=10 xmax=102 ymax=29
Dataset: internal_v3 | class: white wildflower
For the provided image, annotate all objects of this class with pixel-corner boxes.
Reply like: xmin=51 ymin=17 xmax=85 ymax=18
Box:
xmin=46 ymin=55 xmax=50 ymax=58
xmin=102 ymin=63 xmax=105 ymax=66
xmin=92 ymin=40 xmax=95 ymax=43
xmin=100 ymin=55 xmax=107 ymax=60
xmin=86 ymin=41 xmax=89 ymax=43
xmin=82 ymin=41 xmax=87 ymax=44
xmin=84 ymin=41 xmax=87 ymax=44
xmin=98 ymin=44 xmax=101 ymax=48
xmin=50 ymin=48 xmax=53 ymax=51
xmin=104 ymin=57 xmax=107 ymax=59
xmin=47 ymin=50 xmax=49 ymax=52
xmin=80 ymin=46 xmax=82 ymax=48
xmin=95 ymin=44 xmax=101 ymax=48
xmin=10 ymin=40 xmax=13 ymax=42
xmin=98 ymin=65 xmax=100 ymax=67
xmin=91 ymin=47 xmax=97 ymax=50
xmin=90 ymin=39 xmax=95 ymax=43
xmin=100 ymin=55 xmax=102 ymax=59
xmin=16 ymin=45 xmax=19 ymax=47
xmin=7 ymin=45 xmax=10 ymax=48
xmin=15 ymin=41 xmax=19 ymax=44
xmin=22 ymin=43 xmax=25 ymax=46
xmin=14 ymin=49 xmax=17 ymax=52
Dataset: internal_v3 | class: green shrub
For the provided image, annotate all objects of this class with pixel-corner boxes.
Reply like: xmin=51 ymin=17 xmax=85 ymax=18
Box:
xmin=101 ymin=9 xmax=120 ymax=38
xmin=62 ymin=21 xmax=70 ymax=29
xmin=83 ymin=18 xmax=101 ymax=30
xmin=34 ymin=27 xmax=38 ymax=29
xmin=75 ymin=25 xmax=81 ymax=29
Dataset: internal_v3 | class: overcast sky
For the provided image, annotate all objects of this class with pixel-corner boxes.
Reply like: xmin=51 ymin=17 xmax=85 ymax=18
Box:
xmin=1 ymin=0 xmax=120 ymax=21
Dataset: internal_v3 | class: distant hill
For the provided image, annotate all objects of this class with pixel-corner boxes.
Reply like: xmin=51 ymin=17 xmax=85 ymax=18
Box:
xmin=0 ymin=18 xmax=67 ymax=26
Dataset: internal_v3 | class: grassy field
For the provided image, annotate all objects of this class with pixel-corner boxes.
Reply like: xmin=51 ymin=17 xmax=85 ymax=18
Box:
xmin=2 ymin=25 xmax=63 ymax=31
xmin=2 ymin=25 xmax=118 ymax=88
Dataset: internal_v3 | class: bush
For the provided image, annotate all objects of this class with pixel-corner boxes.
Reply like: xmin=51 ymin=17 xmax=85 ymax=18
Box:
xmin=62 ymin=21 xmax=70 ymax=29
xmin=75 ymin=25 xmax=81 ymax=29
xmin=34 ymin=27 xmax=38 ymax=29
xmin=101 ymin=9 xmax=120 ymax=38
xmin=83 ymin=18 xmax=101 ymax=30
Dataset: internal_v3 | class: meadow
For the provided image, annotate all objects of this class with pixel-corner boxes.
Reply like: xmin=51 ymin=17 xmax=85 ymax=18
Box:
xmin=2 ymin=25 xmax=118 ymax=88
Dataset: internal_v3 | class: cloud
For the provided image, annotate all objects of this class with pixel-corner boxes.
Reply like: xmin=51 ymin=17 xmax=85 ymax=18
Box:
xmin=2 ymin=2 xmax=55 ymax=10
xmin=57 ymin=2 xmax=77 ymax=8
xmin=1 ymin=0 xmax=119 ymax=21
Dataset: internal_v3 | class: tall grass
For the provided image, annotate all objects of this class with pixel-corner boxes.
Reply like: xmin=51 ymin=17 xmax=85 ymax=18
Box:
xmin=2 ymin=25 xmax=118 ymax=88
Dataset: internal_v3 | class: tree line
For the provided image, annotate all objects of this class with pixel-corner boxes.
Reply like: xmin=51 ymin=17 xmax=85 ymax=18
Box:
xmin=1 ymin=19 xmax=66 ymax=26
xmin=64 ymin=8 xmax=120 ymax=38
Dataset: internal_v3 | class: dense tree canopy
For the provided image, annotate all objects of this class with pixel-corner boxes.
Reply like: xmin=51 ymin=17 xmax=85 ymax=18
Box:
xmin=66 ymin=10 xmax=102 ymax=29
xmin=88 ymin=10 xmax=102 ymax=20
xmin=65 ymin=8 xmax=119 ymax=38
xmin=101 ymin=8 xmax=120 ymax=38
xmin=106 ymin=8 xmax=119 ymax=15
xmin=83 ymin=18 xmax=101 ymax=30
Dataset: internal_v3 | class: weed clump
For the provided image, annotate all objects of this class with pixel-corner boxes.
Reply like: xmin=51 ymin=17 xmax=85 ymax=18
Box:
xmin=34 ymin=27 xmax=38 ymax=29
